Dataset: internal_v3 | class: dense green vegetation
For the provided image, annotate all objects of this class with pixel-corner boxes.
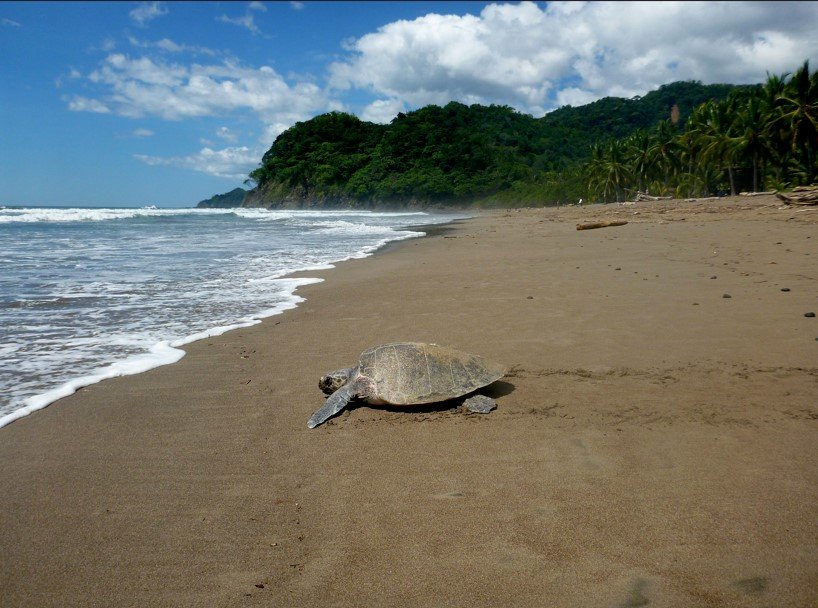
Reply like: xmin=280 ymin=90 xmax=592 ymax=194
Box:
xmin=585 ymin=60 xmax=818 ymax=202
xmin=245 ymin=62 xmax=816 ymax=207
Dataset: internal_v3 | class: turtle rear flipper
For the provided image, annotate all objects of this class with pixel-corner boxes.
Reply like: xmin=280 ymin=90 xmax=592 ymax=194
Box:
xmin=464 ymin=394 xmax=497 ymax=414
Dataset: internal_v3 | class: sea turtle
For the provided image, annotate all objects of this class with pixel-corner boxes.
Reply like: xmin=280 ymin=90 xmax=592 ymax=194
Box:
xmin=308 ymin=342 xmax=505 ymax=428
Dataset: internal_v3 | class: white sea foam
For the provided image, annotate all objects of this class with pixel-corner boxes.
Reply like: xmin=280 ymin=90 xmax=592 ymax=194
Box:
xmin=0 ymin=342 xmax=186 ymax=428
xmin=0 ymin=277 xmax=324 ymax=429
xmin=0 ymin=206 xmax=205 ymax=223
xmin=0 ymin=206 xmax=430 ymax=224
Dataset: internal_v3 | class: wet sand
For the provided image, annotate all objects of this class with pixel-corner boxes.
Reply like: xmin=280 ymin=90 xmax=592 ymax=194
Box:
xmin=1 ymin=195 xmax=817 ymax=607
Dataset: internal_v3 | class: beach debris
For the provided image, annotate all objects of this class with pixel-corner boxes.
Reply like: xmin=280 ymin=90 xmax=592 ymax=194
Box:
xmin=576 ymin=220 xmax=628 ymax=231
xmin=776 ymin=185 xmax=818 ymax=206
xmin=723 ymin=294 xmax=732 ymax=298
xmin=630 ymin=192 xmax=673 ymax=202
xmin=806 ymin=312 xmax=816 ymax=318
xmin=308 ymin=342 xmax=505 ymax=428
xmin=739 ymin=191 xmax=777 ymax=196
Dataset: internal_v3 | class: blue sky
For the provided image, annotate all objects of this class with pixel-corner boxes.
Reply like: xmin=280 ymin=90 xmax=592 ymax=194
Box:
xmin=2 ymin=1 xmax=817 ymax=207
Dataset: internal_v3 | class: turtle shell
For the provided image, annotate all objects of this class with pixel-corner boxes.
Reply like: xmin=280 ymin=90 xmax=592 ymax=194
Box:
xmin=358 ymin=342 xmax=505 ymax=405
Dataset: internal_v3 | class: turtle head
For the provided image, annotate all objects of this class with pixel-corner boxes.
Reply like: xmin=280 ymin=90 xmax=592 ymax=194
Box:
xmin=319 ymin=367 xmax=355 ymax=395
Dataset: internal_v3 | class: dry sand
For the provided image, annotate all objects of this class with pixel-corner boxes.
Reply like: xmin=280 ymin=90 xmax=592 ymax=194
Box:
xmin=1 ymin=195 xmax=816 ymax=607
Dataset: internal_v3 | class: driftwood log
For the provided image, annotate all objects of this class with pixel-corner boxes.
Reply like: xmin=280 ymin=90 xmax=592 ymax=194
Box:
xmin=776 ymin=186 xmax=818 ymax=206
xmin=576 ymin=220 xmax=628 ymax=231
xmin=633 ymin=192 xmax=672 ymax=202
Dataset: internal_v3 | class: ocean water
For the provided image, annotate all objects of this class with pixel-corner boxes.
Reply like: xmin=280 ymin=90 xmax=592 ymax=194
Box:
xmin=0 ymin=205 xmax=463 ymax=428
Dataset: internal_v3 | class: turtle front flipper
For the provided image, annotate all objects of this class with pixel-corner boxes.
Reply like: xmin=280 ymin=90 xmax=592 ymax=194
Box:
xmin=308 ymin=379 xmax=362 ymax=428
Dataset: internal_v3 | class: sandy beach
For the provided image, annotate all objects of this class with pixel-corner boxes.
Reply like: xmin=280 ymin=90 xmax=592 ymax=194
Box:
xmin=1 ymin=195 xmax=816 ymax=607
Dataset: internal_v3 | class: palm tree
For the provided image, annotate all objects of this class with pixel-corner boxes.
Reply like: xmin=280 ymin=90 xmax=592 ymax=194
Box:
xmin=624 ymin=129 xmax=654 ymax=193
xmin=760 ymin=71 xmax=792 ymax=188
xmin=648 ymin=119 xmax=680 ymax=193
xmin=773 ymin=60 xmax=818 ymax=184
xmin=733 ymin=95 xmax=771 ymax=192
xmin=698 ymin=99 xmax=740 ymax=195
xmin=601 ymin=139 xmax=630 ymax=203
xmin=681 ymin=102 xmax=716 ymax=196
xmin=585 ymin=142 xmax=607 ymax=202
xmin=677 ymin=129 xmax=702 ymax=197
xmin=584 ymin=140 xmax=631 ymax=203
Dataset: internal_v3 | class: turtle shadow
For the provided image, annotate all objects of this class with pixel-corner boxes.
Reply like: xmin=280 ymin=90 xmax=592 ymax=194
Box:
xmin=481 ymin=380 xmax=516 ymax=399
xmin=346 ymin=380 xmax=516 ymax=415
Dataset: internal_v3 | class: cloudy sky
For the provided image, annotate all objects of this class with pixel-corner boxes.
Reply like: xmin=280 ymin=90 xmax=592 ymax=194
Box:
xmin=2 ymin=1 xmax=817 ymax=206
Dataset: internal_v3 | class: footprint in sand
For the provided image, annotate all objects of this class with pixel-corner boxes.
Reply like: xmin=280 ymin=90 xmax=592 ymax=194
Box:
xmin=734 ymin=576 xmax=768 ymax=596
xmin=432 ymin=491 xmax=465 ymax=499
xmin=570 ymin=437 xmax=602 ymax=471
xmin=619 ymin=577 xmax=651 ymax=607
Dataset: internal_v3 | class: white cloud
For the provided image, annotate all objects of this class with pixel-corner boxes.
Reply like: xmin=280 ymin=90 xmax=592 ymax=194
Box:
xmin=2 ymin=17 xmax=21 ymax=27
xmin=55 ymin=68 xmax=82 ymax=88
xmin=218 ymin=12 xmax=260 ymax=35
xmin=330 ymin=1 xmax=818 ymax=115
xmin=128 ymin=36 xmax=218 ymax=57
xmin=132 ymin=128 xmax=154 ymax=137
xmin=69 ymin=54 xmax=328 ymax=124
xmin=249 ymin=1 xmax=267 ymax=12
xmin=361 ymin=98 xmax=405 ymax=124
xmin=65 ymin=49 xmax=336 ymax=180
xmin=66 ymin=96 xmax=111 ymax=113
xmin=554 ymin=87 xmax=598 ymax=109
xmin=290 ymin=1 xmax=305 ymax=9
xmin=215 ymin=126 xmax=238 ymax=142
xmin=134 ymin=146 xmax=259 ymax=179
xmin=129 ymin=2 xmax=168 ymax=27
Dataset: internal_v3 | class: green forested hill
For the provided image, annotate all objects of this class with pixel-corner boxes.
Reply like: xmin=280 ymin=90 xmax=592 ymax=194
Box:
xmin=196 ymin=187 xmax=248 ymax=208
xmin=245 ymin=81 xmax=750 ymax=208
